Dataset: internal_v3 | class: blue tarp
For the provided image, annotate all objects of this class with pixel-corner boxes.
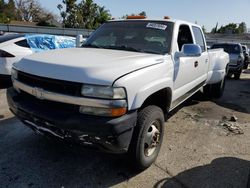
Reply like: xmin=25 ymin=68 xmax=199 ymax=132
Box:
xmin=25 ymin=34 xmax=76 ymax=53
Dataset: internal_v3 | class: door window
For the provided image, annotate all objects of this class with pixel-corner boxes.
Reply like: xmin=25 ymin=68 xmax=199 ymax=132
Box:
xmin=192 ymin=26 xmax=206 ymax=52
xmin=177 ymin=25 xmax=193 ymax=51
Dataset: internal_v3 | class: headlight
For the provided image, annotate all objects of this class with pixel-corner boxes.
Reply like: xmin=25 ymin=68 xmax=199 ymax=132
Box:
xmin=11 ymin=68 xmax=18 ymax=80
xmin=80 ymin=84 xmax=127 ymax=117
xmin=81 ymin=84 xmax=126 ymax=99
xmin=11 ymin=68 xmax=20 ymax=92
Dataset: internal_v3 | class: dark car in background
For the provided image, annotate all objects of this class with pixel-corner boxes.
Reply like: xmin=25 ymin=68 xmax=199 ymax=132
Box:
xmin=242 ymin=45 xmax=249 ymax=69
xmin=211 ymin=43 xmax=244 ymax=79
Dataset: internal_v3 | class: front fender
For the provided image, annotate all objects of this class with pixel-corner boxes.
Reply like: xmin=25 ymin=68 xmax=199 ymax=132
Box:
xmin=113 ymin=59 xmax=174 ymax=110
xmin=131 ymin=77 xmax=173 ymax=110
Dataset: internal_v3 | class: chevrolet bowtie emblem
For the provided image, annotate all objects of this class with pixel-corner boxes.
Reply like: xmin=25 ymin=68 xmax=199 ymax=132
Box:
xmin=32 ymin=87 xmax=44 ymax=100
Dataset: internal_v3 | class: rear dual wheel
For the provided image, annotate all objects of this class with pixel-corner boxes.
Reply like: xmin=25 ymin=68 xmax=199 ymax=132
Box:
xmin=203 ymin=76 xmax=226 ymax=99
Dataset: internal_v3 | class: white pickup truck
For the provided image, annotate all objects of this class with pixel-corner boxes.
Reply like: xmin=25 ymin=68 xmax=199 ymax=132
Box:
xmin=7 ymin=17 xmax=229 ymax=169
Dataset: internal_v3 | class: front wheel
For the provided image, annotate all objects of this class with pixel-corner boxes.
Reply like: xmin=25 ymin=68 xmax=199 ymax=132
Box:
xmin=129 ymin=105 xmax=165 ymax=170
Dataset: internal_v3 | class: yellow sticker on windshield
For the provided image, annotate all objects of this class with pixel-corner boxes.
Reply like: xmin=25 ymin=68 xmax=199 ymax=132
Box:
xmin=146 ymin=23 xmax=167 ymax=30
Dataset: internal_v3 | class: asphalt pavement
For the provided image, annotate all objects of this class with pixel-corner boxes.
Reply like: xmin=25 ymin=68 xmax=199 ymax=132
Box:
xmin=0 ymin=71 xmax=250 ymax=188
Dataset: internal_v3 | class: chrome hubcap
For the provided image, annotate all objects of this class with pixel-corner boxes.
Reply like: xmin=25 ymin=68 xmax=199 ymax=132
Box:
xmin=144 ymin=121 xmax=161 ymax=157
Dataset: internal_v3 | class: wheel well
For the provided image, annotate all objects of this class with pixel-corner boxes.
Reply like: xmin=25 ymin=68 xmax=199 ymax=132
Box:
xmin=140 ymin=88 xmax=172 ymax=114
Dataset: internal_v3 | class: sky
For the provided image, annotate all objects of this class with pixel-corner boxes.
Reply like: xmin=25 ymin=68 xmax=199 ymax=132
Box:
xmin=42 ymin=0 xmax=250 ymax=32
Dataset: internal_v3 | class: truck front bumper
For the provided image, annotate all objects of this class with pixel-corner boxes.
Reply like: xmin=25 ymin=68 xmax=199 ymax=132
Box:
xmin=7 ymin=88 xmax=137 ymax=153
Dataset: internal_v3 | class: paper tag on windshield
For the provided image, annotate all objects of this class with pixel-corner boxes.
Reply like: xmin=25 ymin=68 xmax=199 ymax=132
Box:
xmin=146 ymin=23 xmax=167 ymax=30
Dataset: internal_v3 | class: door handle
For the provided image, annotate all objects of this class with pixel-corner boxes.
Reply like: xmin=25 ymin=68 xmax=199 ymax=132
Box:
xmin=194 ymin=61 xmax=199 ymax=67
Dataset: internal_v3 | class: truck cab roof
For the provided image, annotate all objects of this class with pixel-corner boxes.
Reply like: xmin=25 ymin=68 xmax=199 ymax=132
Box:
xmin=109 ymin=18 xmax=202 ymax=29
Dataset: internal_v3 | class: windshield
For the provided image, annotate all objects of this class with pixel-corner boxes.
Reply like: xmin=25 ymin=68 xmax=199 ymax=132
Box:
xmin=82 ymin=21 xmax=174 ymax=55
xmin=211 ymin=44 xmax=241 ymax=53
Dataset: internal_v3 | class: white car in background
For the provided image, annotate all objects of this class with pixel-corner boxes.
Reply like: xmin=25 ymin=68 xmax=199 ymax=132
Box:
xmin=0 ymin=34 xmax=76 ymax=89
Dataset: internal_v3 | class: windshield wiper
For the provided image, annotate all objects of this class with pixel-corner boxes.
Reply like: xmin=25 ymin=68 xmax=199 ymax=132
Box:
xmin=116 ymin=45 xmax=142 ymax=52
xmin=103 ymin=45 xmax=142 ymax=52
xmin=83 ymin=44 xmax=162 ymax=54
xmin=82 ymin=44 xmax=103 ymax=49
xmin=142 ymin=50 xmax=162 ymax=55
xmin=108 ymin=45 xmax=163 ymax=54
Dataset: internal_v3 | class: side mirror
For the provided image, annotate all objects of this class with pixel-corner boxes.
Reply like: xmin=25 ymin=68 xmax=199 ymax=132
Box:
xmin=175 ymin=44 xmax=202 ymax=58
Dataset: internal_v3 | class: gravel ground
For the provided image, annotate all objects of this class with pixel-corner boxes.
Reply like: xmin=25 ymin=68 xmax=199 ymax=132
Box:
xmin=0 ymin=71 xmax=250 ymax=188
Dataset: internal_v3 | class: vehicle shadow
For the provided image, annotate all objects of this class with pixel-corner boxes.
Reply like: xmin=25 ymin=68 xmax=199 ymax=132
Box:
xmin=0 ymin=127 xmax=139 ymax=187
xmin=170 ymin=77 xmax=250 ymax=115
xmin=154 ymin=157 xmax=250 ymax=188
xmin=0 ymin=116 xmax=17 ymax=125
xmin=212 ymin=77 xmax=250 ymax=114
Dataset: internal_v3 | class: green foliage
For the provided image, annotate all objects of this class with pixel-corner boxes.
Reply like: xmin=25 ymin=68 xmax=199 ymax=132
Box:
xmin=202 ymin=25 xmax=206 ymax=33
xmin=36 ymin=20 xmax=56 ymax=27
xmin=139 ymin=11 xmax=146 ymax=16
xmin=212 ymin=22 xmax=247 ymax=34
xmin=58 ymin=0 xmax=111 ymax=29
xmin=0 ymin=0 xmax=16 ymax=23
xmin=0 ymin=13 xmax=10 ymax=23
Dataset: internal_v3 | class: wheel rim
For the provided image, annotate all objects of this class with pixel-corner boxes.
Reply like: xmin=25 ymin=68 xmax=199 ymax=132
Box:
xmin=144 ymin=120 xmax=161 ymax=157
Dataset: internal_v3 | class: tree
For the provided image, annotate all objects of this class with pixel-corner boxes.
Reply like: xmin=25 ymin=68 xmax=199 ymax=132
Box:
xmin=0 ymin=0 xmax=5 ymax=12
xmin=0 ymin=0 xmax=17 ymax=23
xmin=139 ymin=11 xmax=146 ymax=16
xmin=211 ymin=22 xmax=218 ymax=33
xmin=216 ymin=23 xmax=247 ymax=34
xmin=58 ymin=0 xmax=111 ymax=29
xmin=202 ymin=25 xmax=206 ymax=33
xmin=5 ymin=0 xmax=17 ymax=20
xmin=15 ymin=0 xmax=56 ymax=24
xmin=238 ymin=22 xmax=247 ymax=34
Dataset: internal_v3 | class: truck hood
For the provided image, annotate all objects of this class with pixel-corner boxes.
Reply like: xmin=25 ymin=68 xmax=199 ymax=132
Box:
xmin=15 ymin=48 xmax=164 ymax=85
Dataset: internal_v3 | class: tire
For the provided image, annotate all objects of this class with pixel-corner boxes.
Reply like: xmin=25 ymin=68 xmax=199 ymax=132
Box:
xmin=203 ymin=76 xmax=226 ymax=99
xmin=243 ymin=63 xmax=248 ymax=69
xmin=234 ymin=72 xmax=241 ymax=80
xmin=129 ymin=105 xmax=164 ymax=170
xmin=211 ymin=76 xmax=226 ymax=98
xmin=226 ymin=73 xmax=232 ymax=79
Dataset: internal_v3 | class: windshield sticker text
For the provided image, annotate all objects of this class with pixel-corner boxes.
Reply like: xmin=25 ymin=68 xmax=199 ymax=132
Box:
xmin=146 ymin=23 xmax=167 ymax=30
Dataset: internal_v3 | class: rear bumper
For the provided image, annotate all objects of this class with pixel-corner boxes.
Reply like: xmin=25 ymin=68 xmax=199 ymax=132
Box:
xmin=0 ymin=74 xmax=12 ymax=89
xmin=7 ymin=88 xmax=137 ymax=153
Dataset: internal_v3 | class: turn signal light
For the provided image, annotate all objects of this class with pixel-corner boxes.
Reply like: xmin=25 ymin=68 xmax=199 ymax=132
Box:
xmin=127 ymin=15 xmax=146 ymax=19
xmin=111 ymin=108 xmax=127 ymax=117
